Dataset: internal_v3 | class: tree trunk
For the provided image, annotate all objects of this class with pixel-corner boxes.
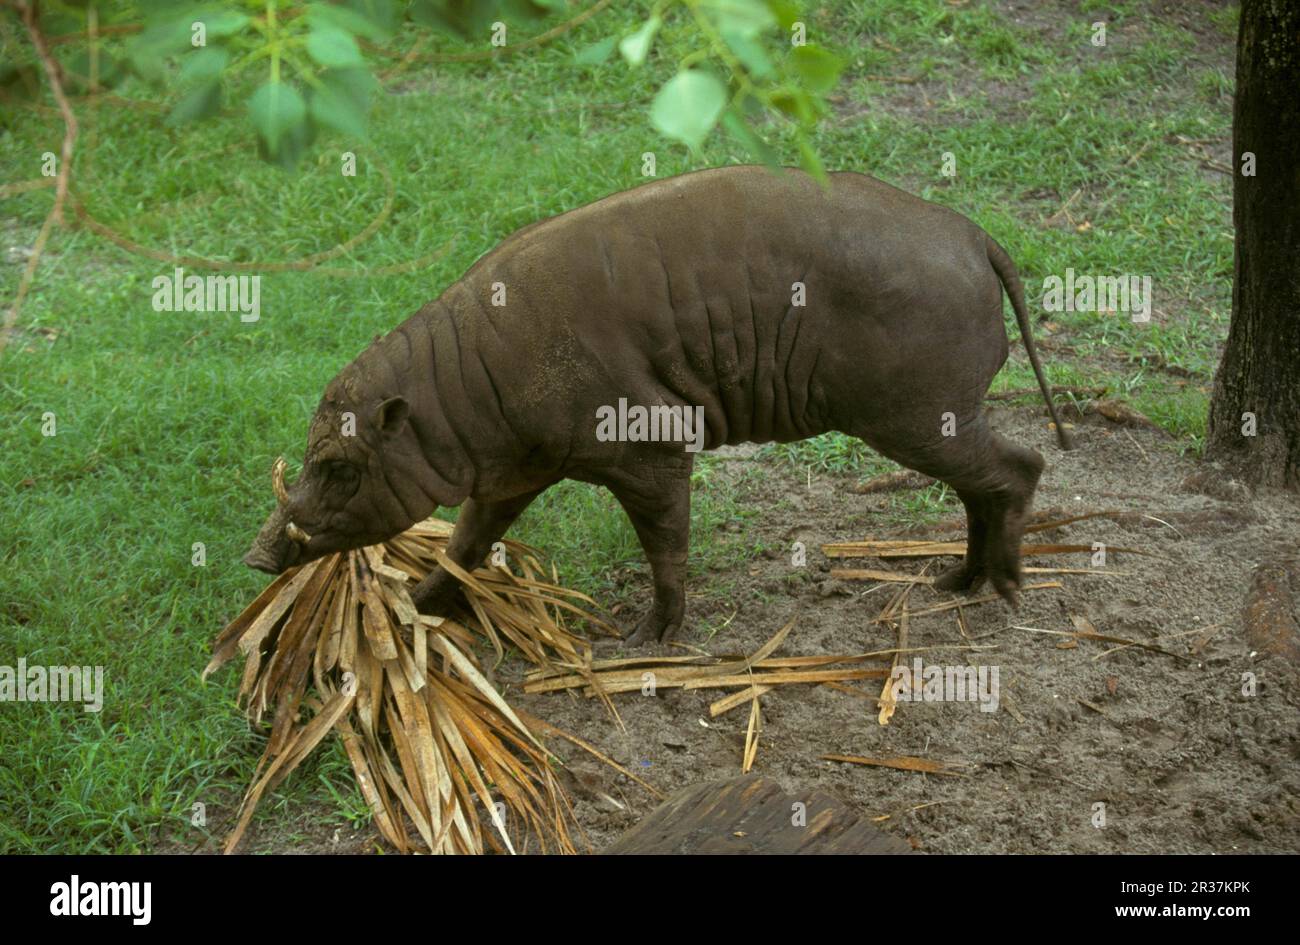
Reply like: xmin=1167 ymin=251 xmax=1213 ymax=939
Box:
xmin=1205 ymin=0 xmax=1300 ymax=489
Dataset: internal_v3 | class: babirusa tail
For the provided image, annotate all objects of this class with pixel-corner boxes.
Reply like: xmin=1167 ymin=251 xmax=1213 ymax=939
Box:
xmin=986 ymin=236 xmax=1074 ymax=451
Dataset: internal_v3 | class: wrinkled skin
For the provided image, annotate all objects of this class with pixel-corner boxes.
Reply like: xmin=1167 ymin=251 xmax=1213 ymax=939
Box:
xmin=244 ymin=166 xmax=1071 ymax=646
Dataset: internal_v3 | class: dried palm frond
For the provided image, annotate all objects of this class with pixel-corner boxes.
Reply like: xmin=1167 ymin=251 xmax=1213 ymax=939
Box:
xmin=525 ymin=619 xmax=900 ymax=713
xmin=205 ymin=517 xmax=618 ymax=855
xmin=821 ymin=539 xmax=1152 ymax=558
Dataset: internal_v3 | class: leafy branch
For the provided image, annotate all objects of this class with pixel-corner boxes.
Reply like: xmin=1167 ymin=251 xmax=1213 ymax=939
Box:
xmin=4 ymin=1 xmax=843 ymax=170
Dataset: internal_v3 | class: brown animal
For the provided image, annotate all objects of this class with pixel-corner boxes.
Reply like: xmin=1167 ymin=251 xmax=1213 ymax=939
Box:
xmin=244 ymin=166 xmax=1071 ymax=645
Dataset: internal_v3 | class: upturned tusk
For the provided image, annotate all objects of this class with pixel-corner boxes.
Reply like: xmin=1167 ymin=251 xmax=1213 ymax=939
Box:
xmin=286 ymin=521 xmax=312 ymax=545
xmin=272 ymin=456 xmax=290 ymax=504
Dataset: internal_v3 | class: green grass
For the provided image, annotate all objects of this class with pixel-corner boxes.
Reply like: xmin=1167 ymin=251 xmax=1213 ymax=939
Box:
xmin=0 ymin=0 xmax=1234 ymax=851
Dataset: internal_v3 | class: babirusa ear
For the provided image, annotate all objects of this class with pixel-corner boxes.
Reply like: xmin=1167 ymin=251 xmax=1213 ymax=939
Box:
xmin=375 ymin=396 xmax=410 ymax=436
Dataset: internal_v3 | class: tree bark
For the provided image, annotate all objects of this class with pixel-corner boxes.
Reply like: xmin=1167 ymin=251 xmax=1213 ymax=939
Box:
xmin=1205 ymin=0 xmax=1300 ymax=489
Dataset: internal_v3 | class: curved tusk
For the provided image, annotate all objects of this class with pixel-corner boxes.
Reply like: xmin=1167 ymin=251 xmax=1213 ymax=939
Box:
xmin=286 ymin=521 xmax=312 ymax=545
xmin=271 ymin=456 xmax=290 ymax=504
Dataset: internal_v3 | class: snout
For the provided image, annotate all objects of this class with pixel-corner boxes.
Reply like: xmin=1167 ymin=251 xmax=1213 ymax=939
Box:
xmin=243 ymin=533 xmax=302 ymax=575
xmin=243 ymin=547 xmax=286 ymax=575
xmin=243 ymin=503 xmax=305 ymax=575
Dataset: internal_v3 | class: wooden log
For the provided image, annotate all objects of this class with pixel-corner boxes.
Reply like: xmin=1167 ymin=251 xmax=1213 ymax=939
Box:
xmin=1243 ymin=559 xmax=1300 ymax=663
xmin=605 ymin=775 xmax=912 ymax=855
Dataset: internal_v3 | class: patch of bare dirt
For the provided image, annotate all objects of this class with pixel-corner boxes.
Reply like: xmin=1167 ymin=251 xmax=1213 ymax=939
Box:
xmin=510 ymin=405 xmax=1300 ymax=854
xmin=152 ymin=789 xmax=381 ymax=855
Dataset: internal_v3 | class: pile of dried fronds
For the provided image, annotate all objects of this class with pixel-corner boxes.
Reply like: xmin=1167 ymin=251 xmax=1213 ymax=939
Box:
xmin=526 ymin=619 xmax=997 ymax=770
xmin=524 ymin=620 xmax=892 ymax=712
xmin=205 ymin=518 xmax=615 ymax=854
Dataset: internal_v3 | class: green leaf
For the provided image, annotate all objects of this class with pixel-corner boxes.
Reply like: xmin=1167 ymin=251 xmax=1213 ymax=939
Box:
xmin=791 ymin=45 xmax=843 ymax=93
xmin=769 ymin=86 xmax=815 ymax=122
xmin=651 ymin=70 xmax=728 ymax=150
xmin=702 ymin=0 xmax=776 ymax=38
xmin=261 ymin=115 xmax=315 ymax=169
xmin=178 ymin=45 xmax=230 ymax=84
xmin=797 ymin=134 xmax=828 ymax=186
xmin=344 ymin=0 xmax=398 ymax=35
xmin=248 ymin=80 xmax=308 ymax=157
xmin=195 ymin=11 xmax=250 ymax=39
xmin=722 ymin=108 xmax=778 ymax=166
xmin=127 ymin=14 xmax=196 ymax=81
xmin=619 ymin=15 xmax=662 ymax=67
xmin=574 ymin=35 xmax=617 ymax=66
xmin=308 ymin=24 xmax=365 ymax=68
xmin=167 ymin=79 xmax=222 ymax=126
xmin=309 ymin=85 xmax=367 ymax=139
xmin=765 ymin=0 xmax=800 ymax=30
xmin=722 ymin=29 xmax=773 ymax=78
xmin=307 ymin=2 xmax=393 ymax=42
xmin=409 ymin=0 xmax=485 ymax=39
xmin=409 ymin=0 xmax=459 ymax=37
xmin=501 ymin=0 xmax=554 ymax=18
xmin=319 ymin=67 xmax=378 ymax=111
xmin=309 ymin=68 xmax=375 ymax=139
